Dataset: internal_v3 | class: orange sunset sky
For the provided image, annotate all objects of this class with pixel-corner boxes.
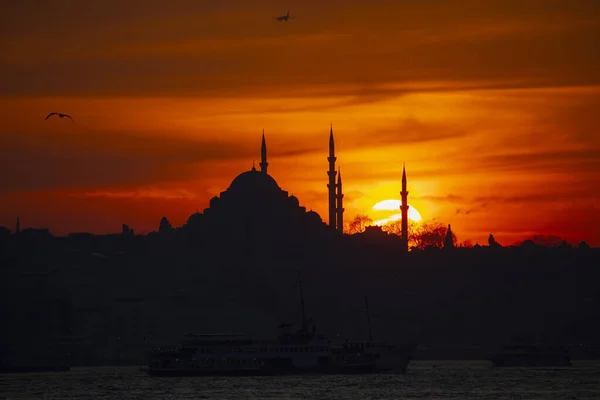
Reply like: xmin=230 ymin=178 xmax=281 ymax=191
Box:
xmin=1 ymin=0 xmax=599 ymax=246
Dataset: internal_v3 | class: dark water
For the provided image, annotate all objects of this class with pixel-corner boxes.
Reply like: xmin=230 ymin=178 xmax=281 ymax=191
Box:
xmin=1 ymin=361 xmax=599 ymax=399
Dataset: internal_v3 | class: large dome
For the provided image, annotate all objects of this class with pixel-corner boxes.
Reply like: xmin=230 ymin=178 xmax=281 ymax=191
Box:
xmin=228 ymin=168 xmax=280 ymax=194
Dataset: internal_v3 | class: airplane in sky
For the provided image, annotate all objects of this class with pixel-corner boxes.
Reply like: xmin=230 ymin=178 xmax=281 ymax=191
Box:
xmin=273 ymin=10 xmax=292 ymax=22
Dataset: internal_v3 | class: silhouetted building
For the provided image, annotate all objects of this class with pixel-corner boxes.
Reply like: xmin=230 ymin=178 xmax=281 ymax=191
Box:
xmin=489 ymin=234 xmax=501 ymax=247
xmin=18 ymin=227 xmax=52 ymax=240
xmin=159 ymin=217 xmax=173 ymax=234
xmin=15 ymin=214 xmax=20 ymax=234
xmin=400 ymin=164 xmax=409 ymax=253
xmin=122 ymin=224 xmax=133 ymax=236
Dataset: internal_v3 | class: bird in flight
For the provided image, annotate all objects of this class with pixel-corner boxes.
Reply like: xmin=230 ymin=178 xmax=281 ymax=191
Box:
xmin=45 ymin=112 xmax=74 ymax=123
xmin=274 ymin=10 xmax=292 ymax=22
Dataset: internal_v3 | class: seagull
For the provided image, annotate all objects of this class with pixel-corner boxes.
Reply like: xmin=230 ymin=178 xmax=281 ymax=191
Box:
xmin=274 ymin=10 xmax=292 ymax=21
xmin=45 ymin=112 xmax=74 ymax=123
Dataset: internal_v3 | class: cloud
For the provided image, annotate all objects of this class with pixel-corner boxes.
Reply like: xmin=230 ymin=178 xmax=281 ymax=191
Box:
xmin=70 ymin=187 xmax=198 ymax=200
xmin=478 ymin=148 xmax=600 ymax=174
xmin=271 ymin=146 xmax=325 ymax=158
xmin=414 ymin=195 xmax=465 ymax=203
xmin=341 ymin=167 xmax=462 ymax=183
xmin=473 ymin=189 xmax=599 ymax=205
xmin=0 ymin=130 xmax=258 ymax=193
xmin=455 ymin=208 xmax=474 ymax=215
xmin=343 ymin=190 xmax=365 ymax=203
xmin=347 ymin=117 xmax=469 ymax=148
xmin=2 ymin=1 xmax=599 ymax=98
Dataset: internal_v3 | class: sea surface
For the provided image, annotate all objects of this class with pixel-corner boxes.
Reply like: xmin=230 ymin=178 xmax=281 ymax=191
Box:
xmin=1 ymin=360 xmax=599 ymax=400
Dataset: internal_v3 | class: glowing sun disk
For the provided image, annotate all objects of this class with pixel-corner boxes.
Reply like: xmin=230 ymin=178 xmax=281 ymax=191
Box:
xmin=371 ymin=199 xmax=423 ymax=224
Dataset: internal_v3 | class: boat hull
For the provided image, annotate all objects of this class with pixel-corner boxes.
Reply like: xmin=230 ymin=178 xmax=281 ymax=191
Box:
xmin=147 ymin=356 xmax=411 ymax=377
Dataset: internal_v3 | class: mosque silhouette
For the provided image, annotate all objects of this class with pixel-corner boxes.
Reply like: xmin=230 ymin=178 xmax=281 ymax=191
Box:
xmin=177 ymin=125 xmax=410 ymax=252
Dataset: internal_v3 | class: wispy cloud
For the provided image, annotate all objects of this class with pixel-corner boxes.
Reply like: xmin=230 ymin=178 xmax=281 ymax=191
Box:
xmin=477 ymin=148 xmax=600 ymax=174
xmin=2 ymin=1 xmax=599 ymax=98
xmin=71 ymin=187 xmax=198 ymax=200
xmin=350 ymin=117 xmax=469 ymax=148
xmin=0 ymin=130 xmax=256 ymax=193
xmin=473 ymin=189 xmax=599 ymax=205
xmin=455 ymin=208 xmax=475 ymax=215
xmin=415 ymin=195 xmax=465 ymax=203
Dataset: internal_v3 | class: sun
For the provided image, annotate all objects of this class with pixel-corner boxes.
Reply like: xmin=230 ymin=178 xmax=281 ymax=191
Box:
xmin=371 ymin=199 xmax=423 ymax=225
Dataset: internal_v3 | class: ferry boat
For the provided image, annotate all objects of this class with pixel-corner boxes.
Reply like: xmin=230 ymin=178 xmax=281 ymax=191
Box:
xmin=489 ymin=343 xmax=571 ymax=367
xmin=146 ymin=274 xmax=416 ymax=376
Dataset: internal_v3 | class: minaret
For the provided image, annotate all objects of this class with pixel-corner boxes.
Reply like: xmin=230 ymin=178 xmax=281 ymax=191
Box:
xmin=336 ymin=167 xmax=344 ymax=234
xmin=260 ymin=130 xmax=268 ymax=174
xmin=327 ymin=124 xmax=337 ymax=230
xmin=15 ymin=214 xmax=20 ymax=234
xmin=400 ymin=164 xmax=409 ymax=252
xmin=444 ymin=224 xmax=454 ymax=249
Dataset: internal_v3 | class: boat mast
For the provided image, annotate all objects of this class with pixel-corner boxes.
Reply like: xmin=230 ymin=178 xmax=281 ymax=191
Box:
xmin=297 ymin=271 xmax=307 ymax=332
xmin=364 ymin=296 xmax=373 ymax=342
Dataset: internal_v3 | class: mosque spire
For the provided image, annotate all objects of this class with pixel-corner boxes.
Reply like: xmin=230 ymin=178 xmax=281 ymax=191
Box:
xmin=327 ymin=124 xmax=338 ymax=230
xmin=260 ymin=129 xmax=268 ymax=174
xmin=400 ymin=163 xmax=409 ymax=252
xmin=329 ymin=123 xmax=335 ymax=158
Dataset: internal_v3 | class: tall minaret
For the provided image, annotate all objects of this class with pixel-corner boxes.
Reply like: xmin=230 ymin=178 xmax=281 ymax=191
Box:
xmin=260 ymin=129 xmax=268 ymax=174
xmin=336 ymin=167 xmax=344 ymax=234
xmin=327 ymin=124 xmax=337 ymax=230
xmin=400 ymin=163 xmax=409 ymax=252
xmin=15 ymin=213 xmax=20 ymax=234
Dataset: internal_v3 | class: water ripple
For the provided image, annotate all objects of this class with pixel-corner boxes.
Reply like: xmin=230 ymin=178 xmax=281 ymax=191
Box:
xmin=1 ymin=361 xmax=599 ymax=400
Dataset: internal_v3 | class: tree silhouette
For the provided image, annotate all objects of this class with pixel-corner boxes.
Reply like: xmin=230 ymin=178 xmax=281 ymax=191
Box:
xmin=412 ymin=222 xmax=457 ymax=250
xmin=347 ymin=214 xmax=373 ymax=234
xmin=380 ymin=219 xmax=420 ymax=248
xmin=379 ymin=218 xmax=404 ymax=236
xmin=578 ymin=241 xmax=590 ymax=250
xmin=458 ymin=240 xmax=474 ymax=248
xmin=381 ymin=219 xmax=457 ymax=250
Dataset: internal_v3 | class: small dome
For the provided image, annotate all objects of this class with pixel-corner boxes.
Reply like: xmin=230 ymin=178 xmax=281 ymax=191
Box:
xmin=289 ymin=195 xmax=300 ymax=207
xmin=306 ymin=210 xmax=323 ymax=224
xmin=228 ymin=169 xmax=280 ymax=194
xmin=209 ymin=196 xmax=220 ymax=208
xmin=186 ymin=211 xmax=203 ymax=225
